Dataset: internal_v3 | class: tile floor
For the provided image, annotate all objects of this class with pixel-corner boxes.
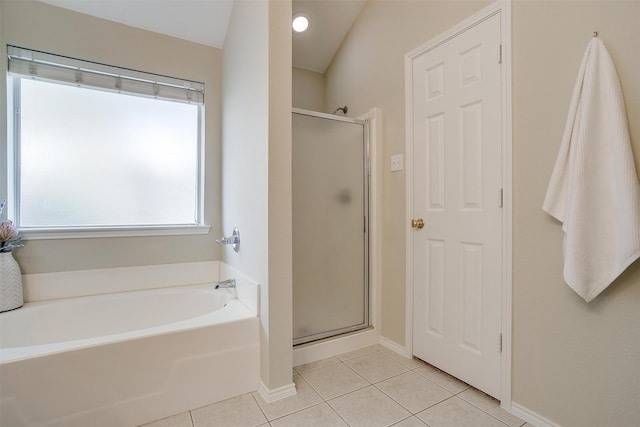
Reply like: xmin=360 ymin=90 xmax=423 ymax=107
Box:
xmin=141 ymin=345 xmax=529 ymax=427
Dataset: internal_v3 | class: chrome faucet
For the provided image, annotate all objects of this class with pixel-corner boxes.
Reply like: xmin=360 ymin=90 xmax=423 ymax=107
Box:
xmin=215 ymin=278 xmax=236 ymax=289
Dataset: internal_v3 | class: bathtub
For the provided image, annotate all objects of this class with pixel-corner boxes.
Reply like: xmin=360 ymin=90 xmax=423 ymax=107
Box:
xmin=0 ymin=283 xmax=260 ymax=427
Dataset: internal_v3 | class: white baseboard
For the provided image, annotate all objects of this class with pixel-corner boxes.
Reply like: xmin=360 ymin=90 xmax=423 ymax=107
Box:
xmin=292 ymin=328 xmax=380 ymax=366
xmin=510 ymin=402 xmax=560 ymax=427
xmin=257 ymin=380 xmax=297 ymax=404
xmin=378 ymin=336 xmax=411 ymax=358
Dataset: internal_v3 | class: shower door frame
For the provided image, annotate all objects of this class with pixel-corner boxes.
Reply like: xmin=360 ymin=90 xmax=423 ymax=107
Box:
xmin=292 ymin=108 xmax=371 ymax=346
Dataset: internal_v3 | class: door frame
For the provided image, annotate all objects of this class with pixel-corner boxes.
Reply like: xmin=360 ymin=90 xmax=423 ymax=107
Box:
xmin=404 ymin=0 xmax=513 ymax=407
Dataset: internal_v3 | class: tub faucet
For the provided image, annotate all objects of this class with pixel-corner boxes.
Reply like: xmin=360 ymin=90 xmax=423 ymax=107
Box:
xmin=215 ymin=278 xmax=236 ymax=289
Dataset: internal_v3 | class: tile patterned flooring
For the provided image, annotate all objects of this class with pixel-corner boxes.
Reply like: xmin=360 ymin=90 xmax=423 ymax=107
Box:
xmin=141 ymin=345 xmax=529 ymax=427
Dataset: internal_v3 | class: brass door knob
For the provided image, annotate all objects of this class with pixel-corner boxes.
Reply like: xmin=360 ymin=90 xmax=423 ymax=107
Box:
xmin=411 ymin=218 xmax=425 ymax=229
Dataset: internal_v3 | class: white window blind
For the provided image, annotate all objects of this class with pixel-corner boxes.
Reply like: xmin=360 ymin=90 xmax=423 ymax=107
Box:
xmin=7 ymin=45 xmax=204 ymax=104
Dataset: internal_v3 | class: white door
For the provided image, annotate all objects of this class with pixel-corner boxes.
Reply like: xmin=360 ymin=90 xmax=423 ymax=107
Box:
xmin=411 ymin=13 xmax=502 ymax=398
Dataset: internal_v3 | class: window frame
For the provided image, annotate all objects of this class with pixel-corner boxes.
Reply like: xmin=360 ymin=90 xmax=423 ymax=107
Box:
xmin=7 ymin=53 xmax=210 ymax=239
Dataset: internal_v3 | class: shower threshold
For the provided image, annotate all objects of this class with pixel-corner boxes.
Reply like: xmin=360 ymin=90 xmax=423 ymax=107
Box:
xmin=293 ymin=325 xmax=373 ymax=348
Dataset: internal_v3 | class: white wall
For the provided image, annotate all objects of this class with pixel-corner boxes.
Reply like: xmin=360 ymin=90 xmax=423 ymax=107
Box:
xmin=222 ymin=0 xmax=293 ymax=391
xmin=325 ymin=0 xmax=640 ymax=425
xmin=222 ymin=0 xmax=269 ymax=286
xmin=0 ymin=0 xmax=222 ymax=274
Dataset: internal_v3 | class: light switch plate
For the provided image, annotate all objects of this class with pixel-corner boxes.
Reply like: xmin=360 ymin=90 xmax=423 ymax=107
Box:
xmin=391 ymin=154 xmax=404 ymax=172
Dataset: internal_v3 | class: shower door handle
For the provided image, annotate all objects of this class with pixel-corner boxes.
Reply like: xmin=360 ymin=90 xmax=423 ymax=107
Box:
xmin=411 ymin=218 xmax=425 ymax=229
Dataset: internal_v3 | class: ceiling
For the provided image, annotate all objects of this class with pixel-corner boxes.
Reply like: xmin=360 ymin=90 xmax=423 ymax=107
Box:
xmin=39 ymin=0 xmax=364 ymax=74
xmin=292 ymin=0 xmax=365 ymax=73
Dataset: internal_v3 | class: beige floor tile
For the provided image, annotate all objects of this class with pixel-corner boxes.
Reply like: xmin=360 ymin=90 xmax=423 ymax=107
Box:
xmin=379 ymin=351 xmax=427 ymax=369
xmin=416 ymin=396 xmax=506 ymax=427
xmin=371 ymin=344 xmax=388 ymax=352
xmin=139 ymin=412 xmax=193 ymax=427
xmin=335 ymin=346 xmax=378 ymax=361
xmin=300 ymin=362 xmax=369 ymax=400
xmin=294 ymin=357 xmax=341 ymax=373
xmin=253 ymin=375 xmax=323 ymax=420
xmin=412 ymin=364 xmax=469 ymax=394
xmin=344 ymin=351 xmax=409 ymax=383
xmin=329 ymin=386 xmax=411 ymax=427
xmin=270 ymin=403 xmax=348 ymax=427
xmin=376 ymin=371 xmax=453 ymax=413
xmin=458 ymin=388 xmax=525 ymax=427
xmin=391 ymin=416 xmax=428 ymax=426
xmin=191 ymin=393 xmax=267 ymax=427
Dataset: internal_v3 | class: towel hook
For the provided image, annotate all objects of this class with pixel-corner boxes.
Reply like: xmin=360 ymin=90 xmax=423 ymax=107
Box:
xmin=593 ymin=31 xmax=598 ymax=37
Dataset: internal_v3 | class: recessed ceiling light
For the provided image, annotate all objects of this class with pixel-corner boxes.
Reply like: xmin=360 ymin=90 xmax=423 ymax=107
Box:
xmin=292 ymin=13 xmax=309 ymax=34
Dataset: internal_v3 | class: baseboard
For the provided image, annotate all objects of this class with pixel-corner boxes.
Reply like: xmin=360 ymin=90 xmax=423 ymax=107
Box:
xmin=378 ymin=336 xmax=411 ymax=358
xmin=510 ymin=402 xmax=560 ymax=427
xmin=257 ymin=380 xmax=297 ymax=404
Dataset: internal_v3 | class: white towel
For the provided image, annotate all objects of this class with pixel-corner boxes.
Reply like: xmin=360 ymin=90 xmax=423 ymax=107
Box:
xmin=543 ymin=37 xmax=640 ymax=303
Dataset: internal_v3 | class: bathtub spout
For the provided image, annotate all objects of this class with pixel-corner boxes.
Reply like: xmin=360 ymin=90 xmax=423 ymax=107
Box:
xmin=215 ymin=278 xmax=236 ymax=289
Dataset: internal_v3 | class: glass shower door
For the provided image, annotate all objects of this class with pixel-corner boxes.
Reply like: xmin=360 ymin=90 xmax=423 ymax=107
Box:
xmin=292 ymin=110 xmax=368 ymax=346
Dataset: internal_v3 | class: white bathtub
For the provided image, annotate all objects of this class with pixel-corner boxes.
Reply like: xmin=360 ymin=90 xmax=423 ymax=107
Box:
xmin=0 ymin=283 xmax=260 ymax=427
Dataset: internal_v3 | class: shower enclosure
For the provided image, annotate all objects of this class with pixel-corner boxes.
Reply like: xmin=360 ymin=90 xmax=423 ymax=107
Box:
xmin=292 ymin=108 xmax=369 ymax=346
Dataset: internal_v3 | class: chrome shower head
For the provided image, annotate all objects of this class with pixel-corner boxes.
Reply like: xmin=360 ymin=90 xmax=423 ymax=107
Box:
xmin=333 ymin=106 xmax=348 ymax=115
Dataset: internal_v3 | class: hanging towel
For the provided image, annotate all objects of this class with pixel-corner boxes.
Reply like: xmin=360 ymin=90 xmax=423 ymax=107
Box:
xmin=543 ymin=37 xmax=640 ymax=303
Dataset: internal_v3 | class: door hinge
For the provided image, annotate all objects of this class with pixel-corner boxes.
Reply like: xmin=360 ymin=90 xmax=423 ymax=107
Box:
xmin=499 ymin=188 xmax=504 ymax=208
xmin=498 ymin=44 xmax=503 ymax=64
xmin=499 ymin=333 xmax=503 ymax=352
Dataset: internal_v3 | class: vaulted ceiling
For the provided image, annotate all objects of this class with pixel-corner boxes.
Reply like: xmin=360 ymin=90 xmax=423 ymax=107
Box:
xmin=39 ymin=0 xmax=364 ymax=74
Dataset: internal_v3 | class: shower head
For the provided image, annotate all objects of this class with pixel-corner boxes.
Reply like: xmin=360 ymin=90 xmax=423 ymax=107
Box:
xmin=333 ymin=106 xmax=348 ymax=115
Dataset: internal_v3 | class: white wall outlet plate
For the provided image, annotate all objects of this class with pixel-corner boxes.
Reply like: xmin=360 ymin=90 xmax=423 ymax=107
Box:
xmin=390 ymin=154 xmax=404 ymax=172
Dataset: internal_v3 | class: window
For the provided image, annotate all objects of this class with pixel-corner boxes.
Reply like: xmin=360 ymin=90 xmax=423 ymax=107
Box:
xmin=7 ymin=46 xmax=208 ymax=236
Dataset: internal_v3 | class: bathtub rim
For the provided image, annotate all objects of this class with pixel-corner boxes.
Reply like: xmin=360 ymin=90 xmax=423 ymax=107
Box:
xmin=0 ymin=283 xmax=255 ymax=365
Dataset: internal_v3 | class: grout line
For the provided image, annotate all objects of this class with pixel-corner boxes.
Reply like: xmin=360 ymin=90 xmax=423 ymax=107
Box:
xmin=300 ymin=363 xmax=369 ymax=403
xmin=295 ymin=371 xmax=324 ymax=398
xmin=249 ymin=392 xmax=270 ymax=423
xmin=371 ymin=381 xmax=415 ymax=414
xmin=454 ymin=393 xmax=514 ymax=427
xmin=188 ymin=410 xmax=196 ymax=427
xmin=324 ymin=399 xmax=352 ymax=426
xmin=293 ymin=357 xmax=342 ymax=375
xmin=369 ymin=367 xmax=413 ymax=385
xmin=262 ymin=368 xmax=355 ymax=426
xmin=372 ymin=378 xmax=453 ymax=416
xmin=390 ymin=414 xmax=421 ymax=426
xmin=266 ymin=401 xmax=326 ymax=424
xmin=325 ymin=382 xmax=373 ymax=402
